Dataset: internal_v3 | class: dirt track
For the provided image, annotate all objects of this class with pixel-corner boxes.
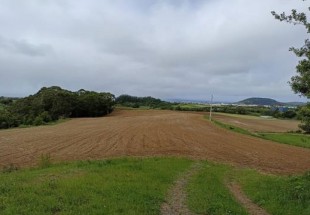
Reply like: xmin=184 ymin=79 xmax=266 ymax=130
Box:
xmin=1 ymin=110 xmax=310 ymax=174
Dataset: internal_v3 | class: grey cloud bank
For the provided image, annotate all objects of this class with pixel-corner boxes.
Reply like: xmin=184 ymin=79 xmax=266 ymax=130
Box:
xmin=0 ymin=0 xmax=308 ymax=102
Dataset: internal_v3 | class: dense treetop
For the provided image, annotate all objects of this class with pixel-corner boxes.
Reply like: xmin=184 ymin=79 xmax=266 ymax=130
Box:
xmin=0 ymin=86 xmax=115 ymax=129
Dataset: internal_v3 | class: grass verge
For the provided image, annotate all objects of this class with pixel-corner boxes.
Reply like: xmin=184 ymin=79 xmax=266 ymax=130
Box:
xmin=211 ymin=118 xmax=254 ymax=136
xmin=0 ymin=157 xmax=192 ymax=215
xmin=211 ymin=117 xmax=310 ymax=149
xmin=187 ymin=161 xmax=310 ymax=215
xmin=259 ymin=133 xmax=310 ymax=149
xmin=236 ymin=170 xmax=310 ymax=215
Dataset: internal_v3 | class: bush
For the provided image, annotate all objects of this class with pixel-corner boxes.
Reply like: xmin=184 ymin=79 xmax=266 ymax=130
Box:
xmin=33 ymin=116 xmax=45 ymax=126
xmin=298 ymin=105 xmax=310 ymax=133
xmin=2 ymin=163 xmax=19 ymax=173
xmin=39 ymin=154 xmax=52 ymax=168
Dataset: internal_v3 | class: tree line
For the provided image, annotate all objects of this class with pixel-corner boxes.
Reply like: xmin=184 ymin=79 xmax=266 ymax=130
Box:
xmin=115 ymin=95 xmax=300 ymax=119
xmin=116 ymin=94 xmax=171 ymax=109
xmin=0 ymin=86 xmax=115 ymax=129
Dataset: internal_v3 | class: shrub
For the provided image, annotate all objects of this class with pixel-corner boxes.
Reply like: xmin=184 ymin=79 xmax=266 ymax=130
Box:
xmin=39 ymin=154 xmax=52 ymax=168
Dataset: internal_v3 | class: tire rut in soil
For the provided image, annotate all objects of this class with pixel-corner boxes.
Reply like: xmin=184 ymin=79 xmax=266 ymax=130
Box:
xmin=227 ymin=182 xmax=270 ymax=215
xmin=161 ymin=162 xmax=202 ymax=215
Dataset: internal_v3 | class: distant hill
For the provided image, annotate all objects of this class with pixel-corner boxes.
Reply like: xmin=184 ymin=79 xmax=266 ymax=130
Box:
xmin=237 ymin=98 xmax=283 ymax=106
xmin=237 ymin=97 xmax=305 ymax=106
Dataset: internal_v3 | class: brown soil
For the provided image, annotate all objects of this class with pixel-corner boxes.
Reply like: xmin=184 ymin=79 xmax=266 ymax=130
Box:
xmin=161 ymin=162 xmax=201 ymax=215
xmin=227 ymin=182 xmax=270 ymax=215
xmin=1 ymin=109 xmax=310 ymax=174
xmin=213 ymin=113 xmax=299 ymax=133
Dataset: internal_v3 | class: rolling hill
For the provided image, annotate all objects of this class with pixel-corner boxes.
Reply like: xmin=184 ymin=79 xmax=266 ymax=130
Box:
xmin=237 ymin=98 xmax=282 ymax=106
xmin=237 ymin=97 xmax=305 ymax=106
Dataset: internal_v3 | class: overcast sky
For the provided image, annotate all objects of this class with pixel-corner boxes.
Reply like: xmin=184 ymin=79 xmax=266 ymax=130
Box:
xmin=0 ymin=0 xmax=308 ymax=102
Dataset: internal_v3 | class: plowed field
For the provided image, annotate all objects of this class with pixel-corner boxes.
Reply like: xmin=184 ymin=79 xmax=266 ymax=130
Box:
xmin=1 ymin=110 xmax=310 ymax=174
xmin=213 ymin=113 xmax=299 ymax=133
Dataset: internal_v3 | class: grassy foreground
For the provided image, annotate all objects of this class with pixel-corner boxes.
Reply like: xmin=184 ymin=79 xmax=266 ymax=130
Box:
xmin=187 ymin=161 xmax=310 ymax=215
xmin=236 ymin=170 xmax=310 ymax=215
xmin=0 ymin=158 xmax=192 ymax=215
xmin=1 ymin=158 xmax=310 ymax=214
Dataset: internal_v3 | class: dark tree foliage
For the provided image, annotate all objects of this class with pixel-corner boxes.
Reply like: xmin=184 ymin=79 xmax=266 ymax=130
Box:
xmin=116 ymin=94 xmax=167 ymax=108
xmin=0 ymin=97 xmax=14 ymax=105
xmin=73 ymin=89 xmax=115 ymax=117
xmin=0 ymin=86 xmax=115 ymax=129
xmin=272 ymin=1 xmax=310 ymax=132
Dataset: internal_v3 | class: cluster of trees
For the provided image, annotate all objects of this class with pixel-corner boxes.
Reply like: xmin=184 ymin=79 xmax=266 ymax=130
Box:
xmin=0 ymin=97 xmax=16 ymax=106
xmin=173 ymin=104 xmax=299 ymax=119
xmin=0 ymin=86 xmax=115 ymax=129
xmin=116 ymin=95 xmax=170 ymax=109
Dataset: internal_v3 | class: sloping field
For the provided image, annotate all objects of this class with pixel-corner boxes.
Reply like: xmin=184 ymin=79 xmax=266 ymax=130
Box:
xmin=213 ymin=113 xmax=299 ymax=132
xmin=0 ymin=110 xmax=310 ymax=174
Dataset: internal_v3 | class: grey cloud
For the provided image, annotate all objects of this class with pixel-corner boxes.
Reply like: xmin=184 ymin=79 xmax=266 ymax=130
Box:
xmin=0 ymin=36 xmax=52 ymax=57
xmin=0 ymin=0 xmax=308 ymax=102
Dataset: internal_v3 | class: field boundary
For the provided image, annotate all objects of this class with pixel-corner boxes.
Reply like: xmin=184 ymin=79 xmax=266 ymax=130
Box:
xmin=210 ymin=117 xmax=310 ymax=149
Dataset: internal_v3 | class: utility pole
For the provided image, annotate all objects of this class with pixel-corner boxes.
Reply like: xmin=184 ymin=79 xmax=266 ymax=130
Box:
xmin=209 ymin=94 xmax=213 ymax=121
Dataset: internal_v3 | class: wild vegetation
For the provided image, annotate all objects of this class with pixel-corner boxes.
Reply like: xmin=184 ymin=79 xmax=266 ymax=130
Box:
xmin=0 ymin=86 xmax=115 ymax=129
xmin=272 ymin=1 xmax=310 ymax=132
xmin=188 ymin=161 xmax=310 ymax=215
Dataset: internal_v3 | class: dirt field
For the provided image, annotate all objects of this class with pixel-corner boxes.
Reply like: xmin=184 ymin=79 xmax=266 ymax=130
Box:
xmin=213 ymin=113 xmax=300 ymax=133
xmin=1 ymin=109 xmax=310 ymax=174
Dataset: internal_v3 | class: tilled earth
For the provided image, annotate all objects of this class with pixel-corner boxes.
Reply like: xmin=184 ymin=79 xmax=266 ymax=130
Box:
xmin=213 ymin=113 xmax=299 ymax=133
xmin=1 ymin=110 xmax=310 ymax=174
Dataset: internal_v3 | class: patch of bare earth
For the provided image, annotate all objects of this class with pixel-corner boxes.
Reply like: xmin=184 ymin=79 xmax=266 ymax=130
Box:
xmin=0 ymin=109 xmax=310 ymax=174
xmin=227 ymin=182 xmax=270 ymax=215
xmin=161 ymin=162 xmax=201 ymax=215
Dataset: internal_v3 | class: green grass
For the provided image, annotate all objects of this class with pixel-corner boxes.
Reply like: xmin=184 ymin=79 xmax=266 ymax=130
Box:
xmin=1 ymin=157 xmax=310 ymax=214
xmin=210 ymin=117 xmax=310 ymax=149
xmin=236 ymin=170 xmax=310 ymax=215
xmin=177 ymin=104 xmax=209 ymax=109
xmin=211 ymin=118 xmax=254 ymax=136
xmin=259 ymin=133 xmax=310 ymax=149
xmin=0 ymin=158 xmax=192 ymax=215
xmin=187 ymin=161 xmax=310 ymax=215
xmin=187 ymin=162 xmax=248 ymax=215
xmin=214 ymin=112 xmax=265 ymax=120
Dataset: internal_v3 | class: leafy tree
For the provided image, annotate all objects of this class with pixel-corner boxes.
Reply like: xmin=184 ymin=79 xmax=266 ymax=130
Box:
xmin=0 ymin=86 xmax=115 ymax=129
xmin=272 ymin=1 xmax=310 ymax=132
xmin=116 ymin=94 xmax=166 ymax=108
xmin=298 ymin=104 xmax=310 ymax=133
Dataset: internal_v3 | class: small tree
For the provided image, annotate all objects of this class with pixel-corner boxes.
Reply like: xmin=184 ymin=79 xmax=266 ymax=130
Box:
xmin=298 ymin=104 xmax=310 ymax=133
xmin=272 ymin=1 xmax=310 ymax=132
